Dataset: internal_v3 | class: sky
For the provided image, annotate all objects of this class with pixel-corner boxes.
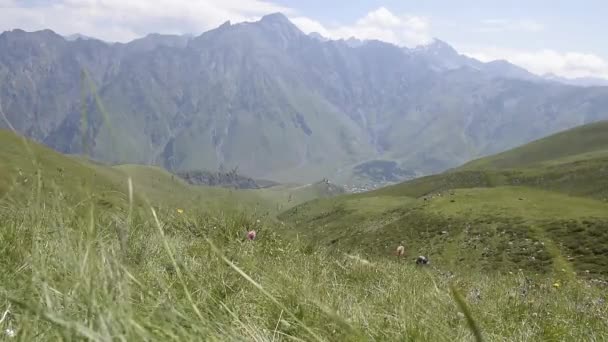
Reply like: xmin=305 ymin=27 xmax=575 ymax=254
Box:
xmin=1 ymin=0 xmax=607 ymax=79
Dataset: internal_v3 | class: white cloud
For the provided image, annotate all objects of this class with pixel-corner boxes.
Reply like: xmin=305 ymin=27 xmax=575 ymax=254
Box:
xmin=0 ymin=0 xmax=291 ymax=42
xmin=293 ymin=7 xmax=432 ymax=47
xmin=0 ymin=2 xmax=431 ymax=47
xmin=463 ymin=47 xmax=608 ymax=79
xmin=476 ymin=18 xmax=544 ymax=33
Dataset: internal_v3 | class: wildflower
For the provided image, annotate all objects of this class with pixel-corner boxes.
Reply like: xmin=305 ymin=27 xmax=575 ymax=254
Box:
xmin=553 ymin=282 xmax=560 ymax=288
xmin=5 ymin=328 xmax=15 ymax=338
xmin=247 ymin=230 xmax=257 ymax=240
xmin=176 ymin=208 xmax=184 ymax=214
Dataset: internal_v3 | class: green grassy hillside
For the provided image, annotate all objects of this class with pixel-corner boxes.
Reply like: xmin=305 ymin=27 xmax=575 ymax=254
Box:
xmin=1 ymin=129 xmax=607 ymax=340
xmin=254 ymin=180 xmax=346 ymax=211
xmin=461 ymin=120 xmax=608 ymax=170
xmin=280 ymin=122 xmax=608 ymax=279
xmin=0 ymin=129 xmax=320 ymax=216
xmin=370 ymin=121 xmax=608 ymax=201
xmin=1 ymin=130 xmax=235 ymax=211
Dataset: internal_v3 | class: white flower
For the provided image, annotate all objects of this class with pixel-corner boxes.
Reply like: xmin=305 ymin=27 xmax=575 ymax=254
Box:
xmin=5 ymin=328 xmax=16 ymax=338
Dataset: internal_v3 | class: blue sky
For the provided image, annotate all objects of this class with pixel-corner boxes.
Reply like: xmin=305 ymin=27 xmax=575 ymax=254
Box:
xmin=1 ymin=0 xmax=607 ymax=79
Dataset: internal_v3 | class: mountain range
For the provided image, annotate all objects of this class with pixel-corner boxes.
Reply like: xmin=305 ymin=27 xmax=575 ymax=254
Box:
xmin=1 ymin=12 xmax=608 ymax=184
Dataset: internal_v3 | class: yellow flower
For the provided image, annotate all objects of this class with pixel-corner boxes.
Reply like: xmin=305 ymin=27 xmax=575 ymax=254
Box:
xmin=552 ymin=282 xmax=560 ymax=288
xmin=176 ymin=208 xmax=184 ymax=214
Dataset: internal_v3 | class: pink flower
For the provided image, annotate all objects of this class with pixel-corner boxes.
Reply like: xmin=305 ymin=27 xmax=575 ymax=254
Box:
xmin=247 ymin=230 xmax=257 ymax=241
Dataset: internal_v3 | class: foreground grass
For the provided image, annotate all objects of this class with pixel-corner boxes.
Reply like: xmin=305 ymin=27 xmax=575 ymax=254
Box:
xmin=0 ymin=129 xmax=607 ymax=340
xmin=0 ymin=190 xmax=607 ymax=341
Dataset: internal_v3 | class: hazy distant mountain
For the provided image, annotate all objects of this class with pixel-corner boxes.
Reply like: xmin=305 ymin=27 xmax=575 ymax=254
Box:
xmin=410 ymin=39 xmax=539 ymax=81
xmin=64 ymin=33 xmax=99 ymax=41
xmin=308 ymin=32 xmax=328 ymax=42
xmin=120 ymin=33 xmax=191 ymax=53
xmin=410 ymin=38 xmax=478 ymax=71
xmin=344 ymin=37 xmax=365 ymax=48
xmin=543 ymin=73 xmax=608 ymax=87
xmin=2 ymin=13 xmax=608 ymax=184
xmin=480 ymin=59 xmax=540 ymax=81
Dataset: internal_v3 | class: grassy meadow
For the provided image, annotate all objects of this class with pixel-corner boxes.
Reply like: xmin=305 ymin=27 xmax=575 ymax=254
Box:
xmin=1 ymin=184 xmax=607 ymax=341
xmin=0 ymin=121 xmax=608 ymax=340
